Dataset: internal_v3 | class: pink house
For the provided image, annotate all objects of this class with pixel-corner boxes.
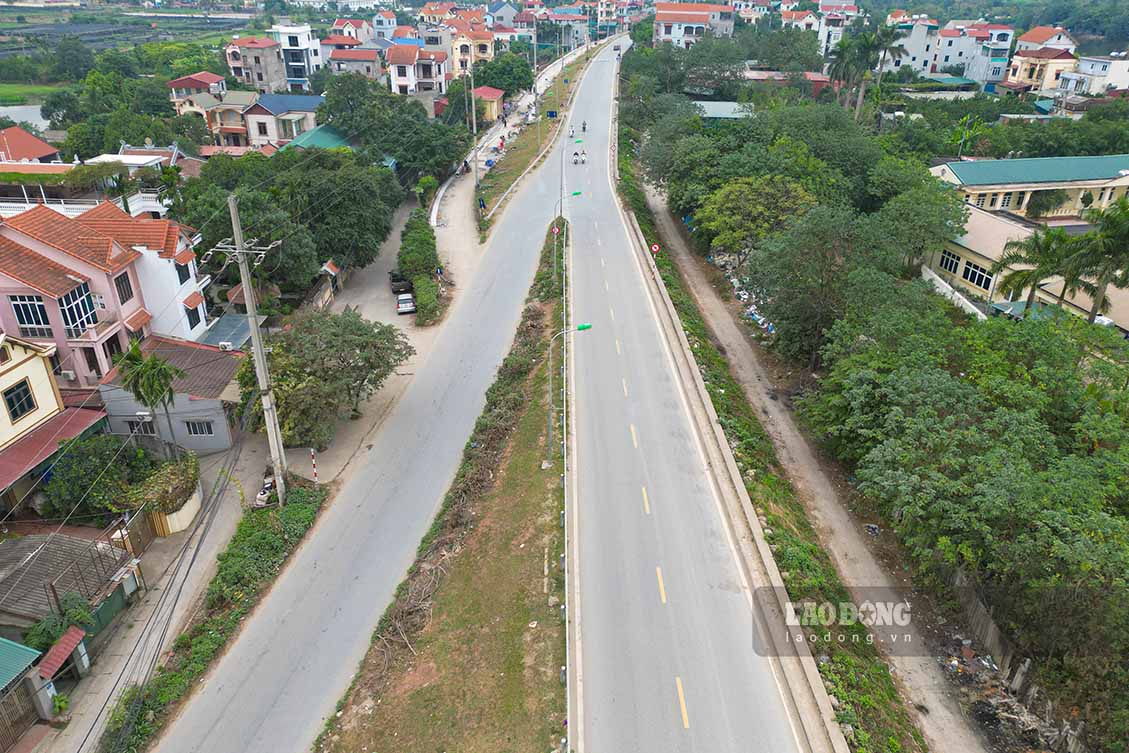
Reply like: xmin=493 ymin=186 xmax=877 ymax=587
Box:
xmin=0 ymin=205 xmax=155 ymax=386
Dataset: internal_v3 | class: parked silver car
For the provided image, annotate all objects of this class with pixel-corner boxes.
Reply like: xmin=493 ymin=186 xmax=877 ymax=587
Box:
xmin=396 ymin=293 xmax=417 ymax=315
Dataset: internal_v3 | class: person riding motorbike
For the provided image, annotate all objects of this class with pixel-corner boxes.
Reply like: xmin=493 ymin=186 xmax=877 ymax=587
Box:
xmin=569 ymin=126 xmax=575 ymax=137
xmin=582 ymin=120 xmax=587 ymax=132
xmin=572 ymin=151 xmax=579 ymax=164
xmin=581 ymin=150 xmax=587 ymax=164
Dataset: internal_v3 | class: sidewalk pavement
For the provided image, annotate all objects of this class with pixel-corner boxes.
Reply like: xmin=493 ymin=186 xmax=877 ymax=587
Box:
xmin=37 ymin=436 xmax=270 ymax=753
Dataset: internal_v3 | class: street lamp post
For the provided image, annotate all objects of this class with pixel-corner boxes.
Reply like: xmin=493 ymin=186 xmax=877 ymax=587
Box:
xmin=545 ymin=323 xmax=592 ymax=468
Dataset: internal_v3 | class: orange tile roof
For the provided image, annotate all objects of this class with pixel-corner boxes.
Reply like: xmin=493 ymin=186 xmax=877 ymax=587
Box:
xmin=0 ymin=127 xmax=57 ymax=162
xmin=167 ymin=71 xmax=224 ymax=89
xmin=473 ymin=85 xmax=505 ymax=100
xmin=332 ymin=18 xmax=370 ymax=28
xmin=183 ymin=291 xmax=204 ymax=309
xmin=124 ymin=307 xmax=152 ymax=332
xmin=654 ymin=1 xmax=731 ymax=11
xmin=420 ymin=49 xmax=448 ymax=62
xmin=4 ymin=204 xmax=138 ymax=272
xmin=393 ymin=25 xmax=417 ymax=37
xmin=0 ymin=234 xmax=85 ymax=297
xmin=0 ymin=162 xmax=72 ymax=176
xmin=321 ymin=34 xmax=361 ymax=46
xmin=331 ymin=48 xmax=380 ymax=61
xmin=231 ymin=36 xmax=278 ymax=48
xmin=1019 ymin=25 xmax=1068 ymax=44
xmin=388 ymin=44 xmax=420 ymax=65
xmin=76 ymin=202 xmax=186 ymax=259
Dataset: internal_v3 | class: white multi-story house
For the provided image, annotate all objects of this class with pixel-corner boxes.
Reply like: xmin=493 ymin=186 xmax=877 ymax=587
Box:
xmin=331 ymin=17 xmax=375 ymax=43
xmin=267 ymin=22 xmax=323 ymax=92
xmin=243 ymin=94 xmax=324 ymax=147
xmin=958 ymin=22 xmax=1014 ymax=88
xmin=387 ymin=44 xmax=448 ymax=95
xmin=652 ymin=2 xmax=734 ymax=48
xmin=74 ymin=203 xmax=209 ymax=342
xmin=372 ymin=9 xmax=397 ymax=39
xmin=880 ymin=14 xmax=940 ymax=74
xmin=1016 ymin=25 xmax=1077 ymax=54
xmin=1058 ymin=53 xmax=1129 ymax=94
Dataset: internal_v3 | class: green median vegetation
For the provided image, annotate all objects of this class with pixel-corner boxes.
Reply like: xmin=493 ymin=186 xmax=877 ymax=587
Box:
xmin=99 ymin=483 xmax=328 ymax=753
xmin=476 ymin=47 xmax=599 ymax=228
xmin=317 ymin=219 xmax=566 ymax=753
xmin=398 ymin=208 xmax=447 ymax=326
xmin=616 ymin=123 xmax=926 ymax=753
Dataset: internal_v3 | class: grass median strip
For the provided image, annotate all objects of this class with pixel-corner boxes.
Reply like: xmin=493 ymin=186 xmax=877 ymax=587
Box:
xmin=477 ymin=49 xmax=598 ymax=225
xmin=317 ymin=220 xmax=568 ymax=753
xmin=98 ymin=482 xmax=329 ymax=753
xmin=616 ymin=122 xmax=926 ymax=753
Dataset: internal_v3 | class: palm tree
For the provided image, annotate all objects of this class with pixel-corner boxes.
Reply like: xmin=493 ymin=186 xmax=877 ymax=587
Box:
xmin=828 ymin=35 xmax=859 ymax=108
xmin=850 ymin=31 xmax=880 ymax=123
xmin=871 ymin=24 xmax=908 ymax=129
xmin=1068 ymin=197 xmax=1129 ymax=323
xmin=115 ymin=341 xmax=186 ymax=458
xmin=991 ymin=228 xmax=1075 ymax=317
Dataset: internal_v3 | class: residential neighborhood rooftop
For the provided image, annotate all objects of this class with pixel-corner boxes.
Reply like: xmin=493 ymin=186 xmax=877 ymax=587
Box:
xmin=104 ymin=335 xmax=243 ymax=401
xmin=0 ymin=126 xmax=57 ymax=162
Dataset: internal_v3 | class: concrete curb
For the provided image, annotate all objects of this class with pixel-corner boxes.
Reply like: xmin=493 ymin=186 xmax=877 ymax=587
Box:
xmin=609 ymin=53 xmax=851 ymax=753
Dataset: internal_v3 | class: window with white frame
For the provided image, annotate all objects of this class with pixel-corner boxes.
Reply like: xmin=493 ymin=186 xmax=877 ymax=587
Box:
xmin=1001 ymin=192 xmax=1013 ymax=208
xmin=59 ymin=282 xmax=98 ymax=339
xmin=962 ymin=260 xmax=993 ymax=290
xmin=975 ymin=193 xmax=986 ymax=207
xmin=126 ymin=419 xmax=157 ymax=436
xmin=940 ymin=249 xmax=961 ymax=274
xmin=185 ymin=420 xmax=214 ymax=436
xmin=10 ymin=295 xmax=52 ymax=339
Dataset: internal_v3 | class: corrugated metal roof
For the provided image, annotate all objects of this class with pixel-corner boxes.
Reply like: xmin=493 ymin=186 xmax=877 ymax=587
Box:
xmin=945 ymin=154 xmax=1129 ymax=186
xmin=0 ymin=638 xmax=39 ymax=691
xmin=696 ymin=101 xmax=750 ymax=119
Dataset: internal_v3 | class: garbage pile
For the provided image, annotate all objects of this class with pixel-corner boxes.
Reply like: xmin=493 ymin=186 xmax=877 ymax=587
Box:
xmin=708 ymin=252 xmax=775 ymax=335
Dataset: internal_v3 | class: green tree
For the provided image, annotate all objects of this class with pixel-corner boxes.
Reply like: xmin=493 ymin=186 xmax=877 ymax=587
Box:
xmin=51 ymin=36 xmax=95 ymax=81
xmin=43 ymin=436 xmax=154 ymax=518
xmin=237 ymin=310 xmax=415 ymax=447
xmin=40 ymin=88 xmax=82 ymax=129
xmin=697 ymin=175 xmax=816 ymax=267
xmin=474 ymin=52 xmax=534 ymax=95
xmin=115 ymin=341 xmax=187 ymax=456
xmin=870 ymin=23 xmax=908 ymax=127
xmin=1025 ymin=188 xmax=1070 ymax=219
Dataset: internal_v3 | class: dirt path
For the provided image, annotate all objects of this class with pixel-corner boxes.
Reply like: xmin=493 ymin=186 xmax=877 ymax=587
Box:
xmin=644 ymin=186 xmax=991 ymax=753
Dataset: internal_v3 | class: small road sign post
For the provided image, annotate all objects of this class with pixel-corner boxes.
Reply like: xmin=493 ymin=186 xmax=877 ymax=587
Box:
xmin=650 ymin=243 xmax=661 ymax=255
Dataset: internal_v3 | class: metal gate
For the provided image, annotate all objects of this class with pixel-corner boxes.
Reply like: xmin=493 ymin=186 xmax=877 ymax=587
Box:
xmin=0 ymin=681 xmax=37 ymax=752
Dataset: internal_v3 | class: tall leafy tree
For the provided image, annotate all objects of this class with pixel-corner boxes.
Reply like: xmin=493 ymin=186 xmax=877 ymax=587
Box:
xmin=697 ymin=175 xmax=816 ymax=268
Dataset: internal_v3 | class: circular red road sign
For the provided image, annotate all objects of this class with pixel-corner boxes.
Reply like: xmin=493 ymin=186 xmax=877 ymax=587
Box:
xmin=552 ymin=226 xmax=560 ymax=235
xmin=650 ymin=243 xmax=660 ymax=254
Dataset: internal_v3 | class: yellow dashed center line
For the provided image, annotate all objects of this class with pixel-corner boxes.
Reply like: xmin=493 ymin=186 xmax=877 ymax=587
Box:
xmin=615 ymin=338 xmax=621 ymax=355
xmin=609 ymin=306 xmax=615 ymax=321
xmin=641 ymin=485 xmax=651 ymax=514
xmin=656 ymin=566 xmax=667 ymax=604
xmin=622 ymin=378 xmax=628 ymax=397
xmin=629 ymin=424 xmax=638 ymax=448
xmin=675 ymin=677 xmax=690 ymax=729
xmin=605 ymin=279 xmax=609 ymax=291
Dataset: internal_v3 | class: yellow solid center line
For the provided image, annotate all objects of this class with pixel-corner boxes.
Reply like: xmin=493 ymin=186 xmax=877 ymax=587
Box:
xmin=622 ymin=378 xmax=628 ymax=397
xmin=641 ymin=485 xmax=651 ymax=514
xmin=615 ymin=338 xmax=621 ymax=355
xmin=630 ymin=424 xmax=638 ymax=448
xmin=656 ymin=566 xmax=667 ymax=604
xmin=675 ymin=677 xmax=690 ymax=729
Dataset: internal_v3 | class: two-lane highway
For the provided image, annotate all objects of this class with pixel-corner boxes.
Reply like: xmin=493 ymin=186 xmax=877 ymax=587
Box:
xmin=567 ymin=40 xmax=804 ymax=752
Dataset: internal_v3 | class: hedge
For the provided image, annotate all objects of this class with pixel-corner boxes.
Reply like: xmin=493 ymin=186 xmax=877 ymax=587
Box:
xmin=397 ymin=208 xmax=439 ymax=280
xmin=412 ymin=274 xmax=440 ymax=325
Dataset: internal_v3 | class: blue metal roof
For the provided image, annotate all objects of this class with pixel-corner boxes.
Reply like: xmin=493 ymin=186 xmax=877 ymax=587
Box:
xmin=256 ymin=93 xmax=325 ymax=115
xmin=0 ymin=638 xmax=39 ymax=691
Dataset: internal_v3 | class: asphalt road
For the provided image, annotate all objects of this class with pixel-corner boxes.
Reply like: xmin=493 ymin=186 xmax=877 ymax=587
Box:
xmin=151 ymin=71 xmax=576 ymax=753
xmin=568 ymin=42 xmax=805 ymax=752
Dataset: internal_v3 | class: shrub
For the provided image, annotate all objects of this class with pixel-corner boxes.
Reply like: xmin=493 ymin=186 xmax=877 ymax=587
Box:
xmin=24 ymin=592 xmax=95 ymax=651
xmin=414 ymin=175 xmax=439 ymax=205
xmin=412 ymin=275 xmax=440 ymax=325
xmin=127 ymin=453 xmax=199 ymax=514
xmin=43 ymin=435 xmax=154 ymax=518
xmin=53 ymin=693 xmax=70 ymax=716
xmin=397 ymin=208 xmax=439 ymax=279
